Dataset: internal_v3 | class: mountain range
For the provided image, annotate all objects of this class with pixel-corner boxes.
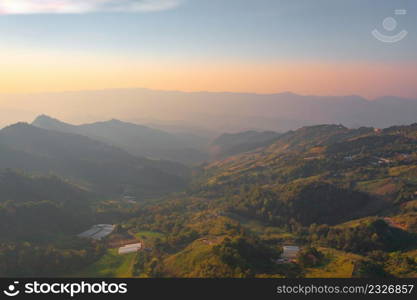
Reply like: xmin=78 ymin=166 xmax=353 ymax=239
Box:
xmin=0 ymin=118 xmax=416 ymax=278
xmin=32 ymin=115 xmax=208 ymax=164
xmin=2 ymin=89 xmax=417 ymax=132
xmin=0 ymin=122 xmax=188 ymax=197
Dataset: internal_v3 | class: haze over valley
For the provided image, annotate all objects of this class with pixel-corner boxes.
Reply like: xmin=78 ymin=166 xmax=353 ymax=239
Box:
xmin=2 ymin=89 xmax=417 ymax=133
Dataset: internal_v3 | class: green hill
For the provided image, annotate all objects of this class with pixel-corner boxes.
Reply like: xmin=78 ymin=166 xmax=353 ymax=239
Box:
xmin=0 ymin=169 xmax=93 ymax=241
xmin=209 ymin=130 xmax=281 ymax=159
xmin=114 ymin=123 xmax=417 ymax=278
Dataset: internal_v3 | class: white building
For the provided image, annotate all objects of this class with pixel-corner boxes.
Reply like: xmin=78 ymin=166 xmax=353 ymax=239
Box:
xmin=282 ymin=246 xmax=300 ymax=260
xmin=275 ymin=246 xmax=300 ymax=264
xmin=118 ymin=243 xmax=142 ymax=255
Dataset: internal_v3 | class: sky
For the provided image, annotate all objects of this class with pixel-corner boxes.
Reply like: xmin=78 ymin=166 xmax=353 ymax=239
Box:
xmin=0 ymin=0 xmax=416 ymax=98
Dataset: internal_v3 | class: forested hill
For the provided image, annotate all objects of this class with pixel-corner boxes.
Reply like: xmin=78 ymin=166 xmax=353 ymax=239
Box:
xmin=118 ymin=123 xmax=417 ymax=278
xmin=209 ymin=130 xmax=281 ymax=159
xmin=0 ymin=169 xmax=93 ymax=241
xmin=193 ymin=124 xmax=417 ymax=224
xmin=0 ymin=122 xmax=189 ymax=197
xmin=0 ymin=169 xmax=109 ymax=277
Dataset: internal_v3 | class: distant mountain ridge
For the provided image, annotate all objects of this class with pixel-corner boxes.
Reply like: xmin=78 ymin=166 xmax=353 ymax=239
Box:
xmin=0 ymin=122 xmax=189 ymax=197
xmin=32 ymin=115 xmax=208 ymax=164
xmin=3 ymin=89 xmax=417 ymax=132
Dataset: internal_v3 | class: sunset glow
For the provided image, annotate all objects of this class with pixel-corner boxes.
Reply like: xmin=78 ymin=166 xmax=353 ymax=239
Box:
xmin=1 ymin=50 xmax=416 ymax=99
xmin=0 ymin=0 xmax=416 ymax=98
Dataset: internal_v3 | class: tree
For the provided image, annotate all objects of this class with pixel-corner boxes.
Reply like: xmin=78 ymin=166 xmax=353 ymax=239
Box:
xmin=297 ymin=247 xmax=324 ymax=268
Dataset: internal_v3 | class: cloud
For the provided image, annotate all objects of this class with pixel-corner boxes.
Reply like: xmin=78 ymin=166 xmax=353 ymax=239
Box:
xmin=0 ymin=0 xmax=183 ymax=14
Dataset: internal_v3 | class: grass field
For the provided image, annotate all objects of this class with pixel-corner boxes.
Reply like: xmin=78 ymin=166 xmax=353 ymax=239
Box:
xmin=163 ymin=238 xmax=218 ymax=277
xmin=389 ymin=165 xmax=417 ymax=178
xmin=335 ymin=216 xmax=377 ymax=229
xmin=74 ymin=249 xmax=137 ymax=278
xmin=402 ymin=200 xmax=417 ymax=212
xmin=356 ymin=178 xmax=399 ymax=196
xmin=304 ymin=248 xmax=363 ymax=278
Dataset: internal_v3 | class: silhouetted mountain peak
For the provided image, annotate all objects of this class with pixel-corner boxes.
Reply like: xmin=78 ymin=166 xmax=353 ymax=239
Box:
xmin=32 ymin=115 xmax=76 ymax=133
xmin=0 ymin=121 xmax=189 ymax=195
xmin=33 ymin=114 xmax=55 ymax=122
xmin=92 ymin=118 xmax=150 ymax=130
xmin=2 ymin=122 xmax=42 ymax=133
xmin=30 ymin=115 xmax=208 ymax=164
xmin=33 ymin=114 xmax=63 ymax=125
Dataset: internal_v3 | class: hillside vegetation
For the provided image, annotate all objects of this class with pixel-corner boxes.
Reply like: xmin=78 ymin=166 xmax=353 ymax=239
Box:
xmin=118 ymin=123 xmax=417 ymax=278
xmin=1 ymin=122 xmax=416 ymax=278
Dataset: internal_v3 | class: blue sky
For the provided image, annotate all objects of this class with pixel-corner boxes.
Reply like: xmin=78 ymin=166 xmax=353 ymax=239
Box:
xmin=0 ymin=0 xmax=415 ymax=61
xmin=0 ymin=0 xmax=416 ymax=96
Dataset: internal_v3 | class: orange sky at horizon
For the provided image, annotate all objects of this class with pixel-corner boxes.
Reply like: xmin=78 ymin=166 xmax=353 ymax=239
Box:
xmin=1 ymin=50 xmax=416 ymax=99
